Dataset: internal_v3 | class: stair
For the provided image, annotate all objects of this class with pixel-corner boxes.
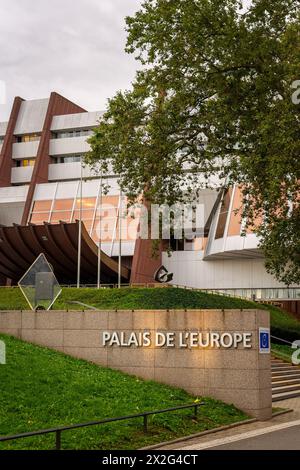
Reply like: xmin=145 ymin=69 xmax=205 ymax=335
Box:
xmin=272 ymin=357 xmax=300 ymax=402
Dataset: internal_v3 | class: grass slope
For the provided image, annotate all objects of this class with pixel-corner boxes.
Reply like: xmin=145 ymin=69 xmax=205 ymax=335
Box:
xmin=0 ymin=286 xmax=257 ymax=310
xmin=266 ymin=305 xmax=300 ymax=343
xmin=0 ymin=334 xmax=247 ymax=450
xmin=0 ymin=286 xmax=299 ymax=341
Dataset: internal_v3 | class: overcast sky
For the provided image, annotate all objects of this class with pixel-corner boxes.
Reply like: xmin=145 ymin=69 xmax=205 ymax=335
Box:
xmin=0 ymin=0 xmax=142 ymax=121
xmin=0 ymin=0 xmax=251 ymax=122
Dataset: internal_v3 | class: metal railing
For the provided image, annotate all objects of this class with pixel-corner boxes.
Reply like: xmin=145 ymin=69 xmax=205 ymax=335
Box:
xmin=49 ymin=285 xmax=300 ymax=302
xmin=271 ymin=335 xmax=296 ymax=363
xmin=1 ymin=283 xmax=299 ymax=305
xmin=1 ymin=283 xmax=299 ymax=299
xmin=271 ymin=335 xmax=293 ymax=346
xmin=0 ymin=403 xmax=203 ymax=450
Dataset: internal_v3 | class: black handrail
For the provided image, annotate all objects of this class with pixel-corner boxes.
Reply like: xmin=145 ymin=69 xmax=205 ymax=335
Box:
xmin=271 ymin=335 xmax=293 ymax=346
xmin=0 ymin=402 xmax=204 ymax=450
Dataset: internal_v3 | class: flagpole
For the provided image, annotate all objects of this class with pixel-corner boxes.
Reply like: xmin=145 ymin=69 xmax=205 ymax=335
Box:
xmin=97 ymin=174 xmax=103 ymax=289
xmin=118 ymin=188 xmax=122 ymax=289
xmin=77 ymin=156 xmax=83 ymax=289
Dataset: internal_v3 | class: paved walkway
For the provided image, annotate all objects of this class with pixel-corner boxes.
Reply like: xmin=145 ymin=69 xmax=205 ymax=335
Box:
xmin=158 ymin=398 xmax=300 ymax=450
xmin=197 ymin=423 xmax=300 ymax=450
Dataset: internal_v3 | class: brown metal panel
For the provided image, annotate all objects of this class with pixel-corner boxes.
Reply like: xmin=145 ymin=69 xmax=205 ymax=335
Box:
xmin=12 ymin=224 xmax=37 ymax=263
xmin=21 ymin=92 xmax=86 ymax=225
xmin=0 ymin=227 xmax=28 ymax=271
xmin=130 ymin=238 xmax=164 ymax=284
xmin=28 ymin=224 xmax=69 ymax=280
xmin=44 ymin=223 xmax=78 ymax=273
xmin=0 ymin=242 xmax=23 ymax=277
xmin=0 ymin=97 xmax=24 ymax=187
xmin=0 ymin=222 xmax=130 ymax=284
xmin=60 ymin=222 xmax=98 ymax=280
xmin=0 ymin=251 xmax=16 ymax=279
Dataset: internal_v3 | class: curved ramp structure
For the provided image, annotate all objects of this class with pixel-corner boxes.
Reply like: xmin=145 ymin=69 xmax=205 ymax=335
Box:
xmin=0 ymin=221 xmax=130 ymax=285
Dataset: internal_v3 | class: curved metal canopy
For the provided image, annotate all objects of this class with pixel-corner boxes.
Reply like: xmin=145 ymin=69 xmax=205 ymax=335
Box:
xmin=0 ymin=221 xmax=130 ymax=285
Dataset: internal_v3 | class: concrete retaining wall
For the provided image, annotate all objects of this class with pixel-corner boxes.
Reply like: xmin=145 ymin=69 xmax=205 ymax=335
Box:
xmin=0 ymin=309 xmax=271 ymax=420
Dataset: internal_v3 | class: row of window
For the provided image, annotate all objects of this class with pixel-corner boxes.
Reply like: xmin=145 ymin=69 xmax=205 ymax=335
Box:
xmin=32 ymin=197 xmax=101 ymax=212
xmin=12 ymin=130 xmax=92 ymax=144
xmin=52 ymin=129 xmax=92 ymax=139
xmin=30 ymin=197 xmax=138 ymax=243
xmin=14 ymin=155 xmax=85 ymax=167
xmin=52 ymin=155 xmax=84 ymax=164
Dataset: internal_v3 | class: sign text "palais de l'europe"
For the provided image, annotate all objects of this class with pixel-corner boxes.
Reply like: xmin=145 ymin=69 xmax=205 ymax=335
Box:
xmin=102 ymin=331 xmax=253 ymax=349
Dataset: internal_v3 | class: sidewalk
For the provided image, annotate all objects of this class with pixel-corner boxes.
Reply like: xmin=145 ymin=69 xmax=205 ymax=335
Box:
xmin=156 ymin=398 xmax=300 ymax=450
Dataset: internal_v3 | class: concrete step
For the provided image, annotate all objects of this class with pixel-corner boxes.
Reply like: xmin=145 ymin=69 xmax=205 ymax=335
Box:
xmin=271 ymin=359 xmax=286 ymax=366
xmin=272 ymin=378 xmax=300 ymax=388
xmin=272 ymin=369 xmax=300 ymax=377
xmin=272 ymin=373 xmax=300 ymax=382
xmin=271 ymin=361 xmax=295 ymax=367
xmin=271 ymin=364 xmax=290 ymax=369
xmin=272 ymin=383 xmax=300 ymax=395
xmin=271 ymin=355 xmax=300 ymax=401
xmin=272 ymin=390 xmax=300 ymax=402
xmin=271 ymin=365 xmax=298 ymax=372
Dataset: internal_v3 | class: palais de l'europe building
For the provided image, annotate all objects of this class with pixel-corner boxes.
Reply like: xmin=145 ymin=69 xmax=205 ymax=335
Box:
xmin=0 ymin=93 xmax=299 ymax=310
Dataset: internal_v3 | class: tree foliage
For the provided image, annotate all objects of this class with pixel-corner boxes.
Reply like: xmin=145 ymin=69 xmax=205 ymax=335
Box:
xmin=86 ymin=0 xmax=300 ymax=284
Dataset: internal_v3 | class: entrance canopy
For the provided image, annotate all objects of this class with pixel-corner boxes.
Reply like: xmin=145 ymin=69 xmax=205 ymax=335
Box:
xmin=0 ymin=221 xmax=130 ymax=285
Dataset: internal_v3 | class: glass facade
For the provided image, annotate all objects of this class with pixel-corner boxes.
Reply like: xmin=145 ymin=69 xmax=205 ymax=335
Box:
xmin=227 ymin=187 xmax=242 ymax=236
xmin=215 ymin=189 xmax=232 ymax=239
xmin=29 ymin=195 xmax=139 ymax=244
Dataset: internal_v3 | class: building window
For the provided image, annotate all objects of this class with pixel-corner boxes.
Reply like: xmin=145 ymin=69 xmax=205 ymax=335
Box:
xmin=50 ymin=211 xmax=72 ymax=223
xmin=53 ymin=155 xmax=83 ymax=164
xmin=16 ymin=134 xmax=40 ymax=143
xmin=32 ymin=201 xmax=52 ymax=212
xmin=53 ymin=199 xmax=74 ymax=211
xmin=30 ymin=213 xmax=50 ymax=224
xmin=52 ymin=129 xmax=93 ymax=139
xmin=16 ymin=159 xmax=36 ymax=167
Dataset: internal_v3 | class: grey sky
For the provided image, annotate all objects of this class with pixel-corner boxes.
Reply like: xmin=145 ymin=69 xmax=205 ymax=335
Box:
xmin=0 ymin=0 xmax=142 ymax=120
xmin=0 ymin=0 xmax=252 ymax=122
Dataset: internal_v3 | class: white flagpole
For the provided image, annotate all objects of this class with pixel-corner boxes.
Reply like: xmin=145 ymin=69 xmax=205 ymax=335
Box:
xmin=77 ymin=156 xmax=83 ymax=289
xmin=97 ymin=174 xmax=103 ymax=289
xmin=118 ymin=188 xmax=122 ymax=289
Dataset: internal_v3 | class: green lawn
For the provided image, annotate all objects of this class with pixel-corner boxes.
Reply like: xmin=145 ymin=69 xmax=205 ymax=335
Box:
xmin=0 ymin=334 xmax=248 ymax=450
xmin=0 ymin=286 xmax=299 ymax=341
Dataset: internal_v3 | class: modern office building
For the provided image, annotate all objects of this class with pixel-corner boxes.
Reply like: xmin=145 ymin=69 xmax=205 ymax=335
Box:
xmin=0 ymin=93 xmax=299 ymax=304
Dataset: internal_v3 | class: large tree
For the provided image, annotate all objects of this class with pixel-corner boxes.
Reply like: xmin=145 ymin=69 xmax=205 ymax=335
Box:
xmin=86 ymin=0 xmax=300 ymax=285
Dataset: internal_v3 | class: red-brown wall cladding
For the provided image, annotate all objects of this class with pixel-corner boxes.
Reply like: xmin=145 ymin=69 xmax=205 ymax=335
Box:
xmin=130 ymin=238 xmax=166 ymax=284
xmin=21 ymin=93 xmax=86 ymax=225
xmin=0 ymin=97 xmax=24 ymax=187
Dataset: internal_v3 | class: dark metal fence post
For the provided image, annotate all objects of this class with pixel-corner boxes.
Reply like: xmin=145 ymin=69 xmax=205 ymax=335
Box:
xmin=194 ymin=405 xmax=198 ymax=419
xmin=55 ymin=430 xmax=61 ymax=450
xmin=143 ymin=415 xmax=148 ymax=433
